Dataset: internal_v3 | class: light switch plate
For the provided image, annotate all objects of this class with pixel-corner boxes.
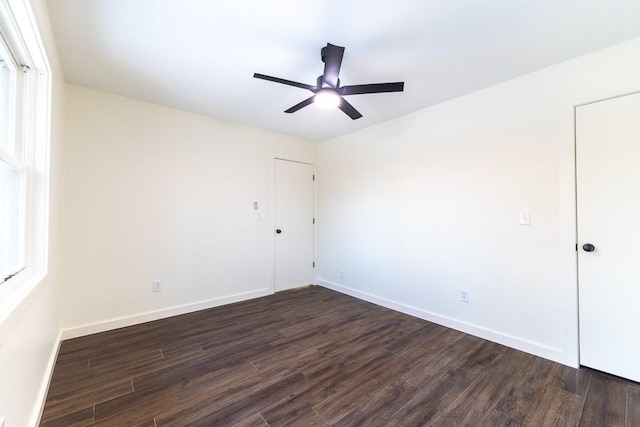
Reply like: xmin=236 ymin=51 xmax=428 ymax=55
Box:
xmin=519 ymin=210 xmax=530 ymax=225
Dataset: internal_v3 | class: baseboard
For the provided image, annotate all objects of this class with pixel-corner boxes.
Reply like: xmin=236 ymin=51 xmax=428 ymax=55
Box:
xmin=61 ymin=288 xmax=272 ymax=340
xmin=316 ymin=279 xmax=567 ymax=365
xmin=30 ymin=329 xmax=63 ymax=427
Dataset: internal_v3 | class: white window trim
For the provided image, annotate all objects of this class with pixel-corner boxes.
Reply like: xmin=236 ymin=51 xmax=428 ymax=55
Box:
xmin=0 ymin=0 xmax=52 ymax=323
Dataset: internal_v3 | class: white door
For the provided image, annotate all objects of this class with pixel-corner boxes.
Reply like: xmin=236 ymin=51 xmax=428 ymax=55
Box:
xmin=274 ymin=159 xmax=314 ymax=291
xmin=577 ymin=92 xmax=640 ymax=382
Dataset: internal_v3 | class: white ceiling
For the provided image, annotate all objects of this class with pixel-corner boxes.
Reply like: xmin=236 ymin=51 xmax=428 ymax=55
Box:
xmin=47 ymin=0 xmax=640 ymax=141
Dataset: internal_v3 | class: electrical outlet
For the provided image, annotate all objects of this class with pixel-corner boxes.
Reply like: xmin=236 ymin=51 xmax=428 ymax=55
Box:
xmin=153 ymin=280 xmax=162 ymax=293
xmin=339 ymin=270 xmax=344 ymax=280
xmin=460 ymin=289 xmax=470 ymax=303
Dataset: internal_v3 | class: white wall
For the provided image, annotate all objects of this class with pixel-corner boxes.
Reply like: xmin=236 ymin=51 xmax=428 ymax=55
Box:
xmin=0 ymin=0 xmax=65 ymax=425
xmin=62 ymin=86 xmax=315 ymax=336
xmin=317 ymin=37 xmax=640 ymax=367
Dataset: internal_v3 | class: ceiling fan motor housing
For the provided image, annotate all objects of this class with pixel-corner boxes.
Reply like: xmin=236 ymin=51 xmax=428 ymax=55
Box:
xmin=317 ymin=75 xmax=339 ymax=89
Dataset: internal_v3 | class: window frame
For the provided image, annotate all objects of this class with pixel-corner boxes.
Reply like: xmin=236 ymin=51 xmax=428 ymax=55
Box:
xmin=0 ymin=29 xmax=31 ymax=285
xmin=0 ymin=0 xmax=52 ymax=316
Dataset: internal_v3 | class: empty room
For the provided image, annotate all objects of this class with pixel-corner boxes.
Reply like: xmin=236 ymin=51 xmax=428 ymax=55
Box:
xmin=1 ymin=0 xmax=640 ymax=425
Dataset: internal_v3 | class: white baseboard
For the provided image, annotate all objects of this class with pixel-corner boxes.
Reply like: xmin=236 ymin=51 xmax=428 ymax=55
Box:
xmin=316 ymin=279 xmax=568 ymax=366
xmin=30 ymin=329 xmax=62 ymax=427
xmin=60 ymin=280 xmax=570 ymax=365
xmin=61 ymin=288 xmax=272 ymax=340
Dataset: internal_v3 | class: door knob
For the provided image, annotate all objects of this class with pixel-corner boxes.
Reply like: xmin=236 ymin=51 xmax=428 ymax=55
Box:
xmin=582 ymin=243 xmax=595 ymax=252
xmin=276 ymin=229 xmax=282 ymax=234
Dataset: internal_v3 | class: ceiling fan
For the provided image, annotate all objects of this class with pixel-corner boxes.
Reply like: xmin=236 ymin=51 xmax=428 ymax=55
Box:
xmin=253 ymin=43 xmax=404 ymax=120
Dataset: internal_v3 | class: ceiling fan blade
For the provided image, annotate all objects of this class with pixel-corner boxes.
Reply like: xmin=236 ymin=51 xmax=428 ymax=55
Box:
xmin=321 ymin=43 xmax=345 ymax=88
xmin=338 ymin=98 xmax=363 ymax=120
xmin=253 ymin=73 xmax=317 ymax=92
xmin=340 ymin=82 xmax=405 ymax=96
xmin=285 ymin=96 xmax=315 ymax=113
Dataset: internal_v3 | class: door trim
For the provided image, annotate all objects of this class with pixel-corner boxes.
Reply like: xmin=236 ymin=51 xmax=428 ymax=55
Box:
xmin=574 ymin=89 xmax=640 ymax=109
xmin=270 ymin=156 xmax=316 ymax=294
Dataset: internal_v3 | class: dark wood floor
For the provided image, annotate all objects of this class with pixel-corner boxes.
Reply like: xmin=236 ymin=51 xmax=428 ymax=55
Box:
xmin=41 ymin=286 xmax=639 ymax=426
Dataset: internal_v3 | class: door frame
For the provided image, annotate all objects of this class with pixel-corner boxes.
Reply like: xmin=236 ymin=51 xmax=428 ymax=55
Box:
xmin=269 ymin=154 xmax=316 ymax=294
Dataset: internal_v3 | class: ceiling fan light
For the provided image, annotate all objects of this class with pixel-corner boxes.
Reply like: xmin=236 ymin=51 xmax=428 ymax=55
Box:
xmin=314 ymin=89 xmax=341 ymax=109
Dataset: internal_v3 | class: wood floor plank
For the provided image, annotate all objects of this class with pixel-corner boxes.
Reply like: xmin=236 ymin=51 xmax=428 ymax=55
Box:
xmin=277 ymin=309 xmax=363 ymax=338
xmin=57 ymin=334 xmax=117 ymax=357
xmin=382 ymin=342 xmax=504 ymax=426
xmin=381 ymin=321 xmax=445 ymax=354
xmin=229 ymin=413 xmax=269 ymax=427
xmin=89 ymin=347 xmax=163 ymax=371
xmin=94 ymin=362 xmax=259 ymax=425
xmin=154 ymin=369 xmax=309 ymax=426
xmin=579 ymin=372 xmax=627 ymax=427
xmin=110 ymin=316 xmax=239 ymax=351
xmin=280 ymin=408 xmax=329 ymax=427
xmin=526 ymin=384 xmax=584 ymax=427
xmin=332 ymin=380 xmax=418 ymax=426
xmin=627 ymin=383 xmax=640 ymax=427
xmin=430 ymin=348 xmax=532 ymax=426
xmin=131 ymin=350 xmax=255 ymax=392
xmin=250 ymin=345 xmax=322 ymax=373
xmin=54 ymin=341 xmax=119 ymax=368
xmin=384 ymin=372 xmax=471 ymax=425
xmin=49 ymin=342 xmax=205 ymax=409
xmin=479 ymin=409 xmax=527 ymax=427
xmin=200 ymin=327 xmax=284 ymax=356
xmin=313 ymin=376 xmax=382 ymax=424
xmin=403 ymin=333 xmax=484 ymax=388
xmin=41 ymin=378 xmax=132 ymax=424
xmin=41 ymin=286 xmax=640 ymax=427
xmin=495 ymin=353 xmax=556 ymax=423
xmin=299 ymin=343 xmax=395 ymax=395
xmin=546 ymin=362 xmax=591 ymax=397
xmin=259 ymin=379 xmax=335 ymax=427
xmin=270 ymin=314 xmax=371 ymax=355
xmin=40 ymin=406 xmax=94 ymax=427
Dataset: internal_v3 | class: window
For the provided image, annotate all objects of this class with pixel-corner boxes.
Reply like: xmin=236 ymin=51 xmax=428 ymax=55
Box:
xmin=0 ymin=157 xmax=26 ymax=283
xmin=0 ymin=30 xmax=28 ymax=285
xmin=0 ymin=0 xmax=48 ymax=291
